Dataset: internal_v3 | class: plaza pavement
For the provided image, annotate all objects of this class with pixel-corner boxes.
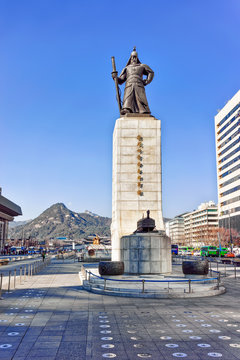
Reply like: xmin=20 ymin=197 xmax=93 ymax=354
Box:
xmin=0 ymin=258 xmax=239 ymax=360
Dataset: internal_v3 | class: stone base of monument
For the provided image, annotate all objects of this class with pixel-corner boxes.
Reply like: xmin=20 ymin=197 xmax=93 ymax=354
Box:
xmin=182 ymin=259 xmax=209 ymax=277
xmin=120 ymin=231 xmax=172 ymax=274
xmin=99 ymin=261 xmax=124 ymax=276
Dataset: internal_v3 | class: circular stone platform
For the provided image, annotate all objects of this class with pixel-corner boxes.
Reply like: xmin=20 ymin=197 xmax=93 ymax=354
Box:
xmin=80 ymin=263 xmax=225 ymax=299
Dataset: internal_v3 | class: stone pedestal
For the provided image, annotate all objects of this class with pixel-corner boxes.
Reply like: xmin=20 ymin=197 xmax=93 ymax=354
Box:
xmin=111 ymin=114 xmax=164 ymax=261
xmin=120 ymin=232 xmax=172 ymax=274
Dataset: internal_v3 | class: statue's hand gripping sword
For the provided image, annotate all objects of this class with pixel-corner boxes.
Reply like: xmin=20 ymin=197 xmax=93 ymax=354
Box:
xmin=111 ymin=56 xmax=122 ymax=115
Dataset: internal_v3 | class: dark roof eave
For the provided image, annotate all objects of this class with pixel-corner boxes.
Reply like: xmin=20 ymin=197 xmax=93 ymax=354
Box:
xmin=0 ymin=195 xmax=22 ymax=217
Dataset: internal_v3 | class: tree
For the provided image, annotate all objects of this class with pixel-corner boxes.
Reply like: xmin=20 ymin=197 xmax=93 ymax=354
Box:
xmin=218 ymin=227 xmax=240 ymax=248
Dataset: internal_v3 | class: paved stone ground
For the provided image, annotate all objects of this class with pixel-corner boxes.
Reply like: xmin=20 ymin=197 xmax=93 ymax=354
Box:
xmin=0 ymin=258 xmax=239 ymax=360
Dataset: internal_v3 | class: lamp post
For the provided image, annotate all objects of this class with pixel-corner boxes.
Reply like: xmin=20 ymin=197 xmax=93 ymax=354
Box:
xmin=229 ymin=212 xmax=233 ymax=253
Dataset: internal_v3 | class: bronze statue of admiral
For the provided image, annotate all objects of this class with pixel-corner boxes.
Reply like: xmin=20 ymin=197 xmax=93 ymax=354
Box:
xmin=111 ymin=47 xmax=154 ymax=115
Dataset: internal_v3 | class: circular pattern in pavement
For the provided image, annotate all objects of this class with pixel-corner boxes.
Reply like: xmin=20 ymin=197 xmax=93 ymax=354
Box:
xmin=126 ymin=324 xmax=136 ymax=328
xmin=101 ymin=344 xmax=115 ymax=349
xmin=165 ymin=344 xmax=179 ymax=348
xmin=100 ymin=330 xmax=111 ymax=334
xmin=0 ymin=320 xmax=8 ymax=323
xmin=172 ymin=353 xmax=187 ymax=358
xmin=137 ymin=354 xmax=152 ymax=358
xmin=99 ymin=316 xmax=108 ymax=319
xmin=229 ymin=344 xmax=240 ymax=348
xmin=130 ymin=337 xmax=142 ymax=341
xmin=209 ymin=330 xmax=221 ymax=333
xmin=134 ymin=344 xmax=144 ymax=348
xmin=8 ymin=332 xmax=19 ymax=336
xmin=227 ymin=324 xmax=237 ymax=327
xmin=182 ymin=330 xmax=193 ymax=333
xmin=160 ymin=336 xmax=172 ymax=340
xmin=102 ymin=353 xmax=116 ymax=358
xmin=207 ymin=353 xmax=222 ymax=358
xmin=189 ymin=336 xmax=202 ymax=340
xmin=100 ymin=325 xmax=110 ymax=328
xmin=15 ymin=323 xmax=25 ymax=326
xmin=101 ymin=337 xmax=113 ymax=341
xmin=201 ymin=324 xmax=211 ymax=327
xmin=197 ymin=343 xmax=211 ymax=348
xmin=176 ymin=324 xmax=186 ymax=327
xmin=0 ymin=344 xmax=12 ymax=349
xmin=218 ymin=336 xmax=231 ymax=340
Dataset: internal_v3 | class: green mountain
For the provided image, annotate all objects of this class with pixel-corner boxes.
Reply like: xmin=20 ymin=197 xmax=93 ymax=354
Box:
xmin=8 ymin=203 xmax=111 ymax=240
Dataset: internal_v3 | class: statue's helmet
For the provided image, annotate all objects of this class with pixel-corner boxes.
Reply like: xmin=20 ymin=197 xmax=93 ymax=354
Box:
xmin=126 ymin=47 xmax=141 ymax=66
xmin=131 ymin=46 xmax=138 ymax=57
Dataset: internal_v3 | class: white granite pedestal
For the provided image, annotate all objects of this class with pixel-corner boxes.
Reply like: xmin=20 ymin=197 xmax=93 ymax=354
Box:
xmin=111 ymin=114 xmax=164 ymax=261
xmin=120 ymin=232 xmax=172 ymax=274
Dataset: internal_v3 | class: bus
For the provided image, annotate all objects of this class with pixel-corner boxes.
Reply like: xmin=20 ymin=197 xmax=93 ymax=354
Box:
xmin=200 ymin=246 xmax=218 ymax=257
xmin=217 ymin=247 xmax=228 ymax=257
xmin=171 ymin=244 xmax=178 ymax=255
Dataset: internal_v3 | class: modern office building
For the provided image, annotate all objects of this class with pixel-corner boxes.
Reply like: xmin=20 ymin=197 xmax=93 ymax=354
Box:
xmin=166 ymin=216 xmax=185 ymax=245
xmin=0 ymin=188 xmax=22 ymax=251
xmin=183 ymin=202 xmax=218 ymax=247
xmin=215 ymin=90 xmax=240 ymax=233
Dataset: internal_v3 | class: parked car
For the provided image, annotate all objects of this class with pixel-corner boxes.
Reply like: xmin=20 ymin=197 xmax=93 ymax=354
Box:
xmin=224 ymin=252 xmax=235 ymax=258
xmin=179 ymin=246 xmax=194 ymax=256
xmin=193 ymin=250 xmax=201 ymax=256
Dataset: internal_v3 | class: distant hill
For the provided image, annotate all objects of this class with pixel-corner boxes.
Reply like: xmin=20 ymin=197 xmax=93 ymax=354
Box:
xmin=8 ymin=203 xmax=111 ymax=240
xmin=9 ymin=203 xmax=170 ymax=241
xmin=9 ymin=220 xmax=32 ymax=228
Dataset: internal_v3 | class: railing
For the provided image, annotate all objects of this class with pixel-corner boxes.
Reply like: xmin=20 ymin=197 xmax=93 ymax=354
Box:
xmin=83 ymin=268 xmax=220 ymax=294
xmin=173 ymin=255 xmax=240 ymax=279
xmin=0 ymin=256 xmax=51 ymax=298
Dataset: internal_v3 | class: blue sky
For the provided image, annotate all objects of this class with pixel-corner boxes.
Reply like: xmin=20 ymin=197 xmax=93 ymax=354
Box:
xmin=1 ymin=0 xmax=240 ymax=220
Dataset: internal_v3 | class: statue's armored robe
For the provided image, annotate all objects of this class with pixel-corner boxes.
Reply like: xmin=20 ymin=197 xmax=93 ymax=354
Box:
xmin=118 ymin=63 xmax=154 ymax=114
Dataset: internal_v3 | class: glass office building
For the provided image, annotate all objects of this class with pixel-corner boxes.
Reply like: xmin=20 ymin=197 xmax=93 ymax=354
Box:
xmin=215 ymin=90 xmax=240 ymax=233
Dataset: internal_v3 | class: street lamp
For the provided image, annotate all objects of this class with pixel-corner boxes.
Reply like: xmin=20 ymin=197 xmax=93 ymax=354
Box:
xmin=229 ymin=212 xmax=233 ymax=252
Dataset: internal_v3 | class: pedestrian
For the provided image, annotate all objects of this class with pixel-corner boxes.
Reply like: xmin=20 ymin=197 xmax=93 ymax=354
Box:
xmin=41 ymin=252 xmax=45 ymax=262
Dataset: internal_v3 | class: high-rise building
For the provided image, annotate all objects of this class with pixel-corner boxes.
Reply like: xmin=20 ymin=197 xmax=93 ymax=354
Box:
xmin=183 ymin=202 xmax=218 ymax=247
xmin=166 ymin=216 xmax=185 ymax=245
xmin=215 ymin=90 xmax=240 ymax=233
